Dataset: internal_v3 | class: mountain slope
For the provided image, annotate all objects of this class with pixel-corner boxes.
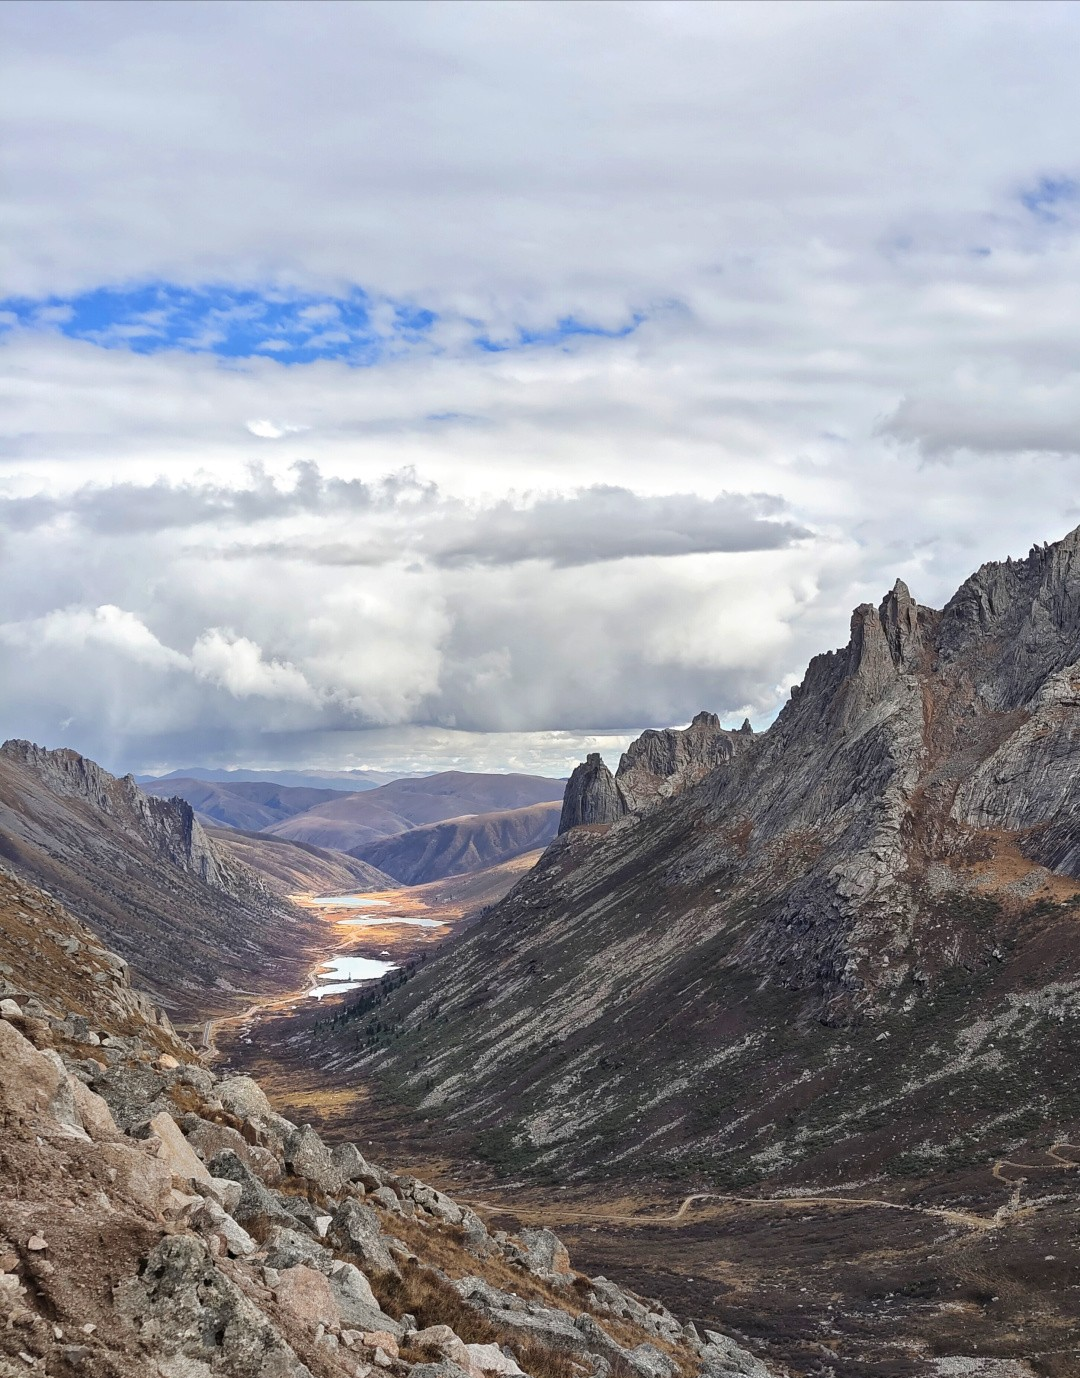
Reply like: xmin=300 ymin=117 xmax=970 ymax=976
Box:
xmin=352 ymin=802 xmax=561 ymax=885
xmin=268 ymin=771 xmax=566 ymax=852
xmin=141 ymin=776 xmax=348 ymax=831
xmin=0 ymin=741 xmax=322 ymax=1021
xmin=349 ymin=527 xmax=1080 ymax=1187
xmin=209 ymin=826 xmax=394 ymax=896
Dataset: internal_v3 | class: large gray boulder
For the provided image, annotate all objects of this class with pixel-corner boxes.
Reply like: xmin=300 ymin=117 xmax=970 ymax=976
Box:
xmin=331 ymin=1198 xmax=399 ymax=1276
xmin=332 ymin=1140 xmax=383 ymax=1189
xmin=207 ymin=1149 xmax=294 ymax=1236
xmin=284 ymin=1124 xmax=344 ymax=1197
xmin=518 ymin=1227 xmax=572 ymax=1282
xmin=330 ymin=1261 xmax=402 ymax=1335
xmin=116 ymin=1234 xmax=312 ymax=1377
xmin=699 ymin=1330 xmax=772 ymax=1378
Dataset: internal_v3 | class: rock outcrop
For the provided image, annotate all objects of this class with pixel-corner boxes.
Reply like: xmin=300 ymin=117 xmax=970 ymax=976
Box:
xmin=557 ymin=714 xmax=752 ymax=834
xmin=557 ymin=755 xmax=627 ymax=832
xmin=0 ymin=863 xmax=772 ymax=1378
xmin=352 ymin=525 xmax=1080 ymax=1189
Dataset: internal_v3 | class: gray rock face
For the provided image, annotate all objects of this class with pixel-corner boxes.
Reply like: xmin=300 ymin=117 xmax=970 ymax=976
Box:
xmin=558 ymin=754 xmax=627 ymax=832
xmin=558 ymin=714 xmax=752 ymax=833
xmin=0 ymin=740 xmax=323 ymax=1020
xmin=614 ymin=711 xmax=751 ymax=814
xmin=0 ymin=740 xmax=228 ymax=887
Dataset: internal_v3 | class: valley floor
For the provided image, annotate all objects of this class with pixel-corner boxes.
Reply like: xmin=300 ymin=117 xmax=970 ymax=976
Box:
xmin=210 ymin=866 xmax=1080 ymax=1378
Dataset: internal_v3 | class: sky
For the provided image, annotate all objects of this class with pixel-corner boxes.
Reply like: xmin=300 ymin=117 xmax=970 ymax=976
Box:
xmin=4 ymin=0 xmax=1080 ymax=777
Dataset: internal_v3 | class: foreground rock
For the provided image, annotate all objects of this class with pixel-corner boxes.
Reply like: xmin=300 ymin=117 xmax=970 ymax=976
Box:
xmin=0 ymin=861 xmax=777 ymax=1378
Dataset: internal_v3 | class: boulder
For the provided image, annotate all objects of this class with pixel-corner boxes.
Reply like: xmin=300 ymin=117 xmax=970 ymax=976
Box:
xmin=624 ymin=1345 xmax=678 ymax=1378
xmin=116 ymin=1234 xmax=313 ymax=1377
xmin=89 ymin=1062 xmax=168 ymax=1130
xmin=332 ymin=1141 xmax=382 ymax=1189
xmin=95 ymin=1141 xmax=173 ymax=1217
xmin=207 ymin=1149 xmax=295 ymax=1237
xmin=465 ymin=1343 xmax=526 ymax=1376
xmin=191 ymin=1197 xmax=258 ymax=1257
xmin=332 ymin=1199 xmax=399 ymax=1277
xmin=70 ymin=1078 xmax=122 ymax=1142
xmin=274 ymin=1264 xmax=340 ymax=1330
xmin=284 ymin=1125 xmax=344 ymax=1197
xmin=205 ymin=1176 xmax=243 ymax=1214
xmin=700 ymin=1331 xmax=772 ymax=1378
xmin=263 ymin=1227 xmax=331 ymax=1274
xmin=408 ymin=1364 xmax=475 ymax=1378
xmin=362 ymin=1329 xmax=399 ymax=1358
xmin=183 ymin=1114 xmax=282 ymax=1184
xmin=370 ymin=1184 xmax=404 ymax=1214
xmin=0 ymin=1018 xmax=65 ymax=1123
xmin=215 ymin=1075 xmax=275 ymax=1123
xmin=147 ymin=1110 xmax=213 ymax=1187
xmin=518 ymin=1227 xmax=571 ymax=1281
xmin=412 ymin=1183 xmax=463 ymax=1225
xmin=329 ymin=1262 xmax=401 ymax=1336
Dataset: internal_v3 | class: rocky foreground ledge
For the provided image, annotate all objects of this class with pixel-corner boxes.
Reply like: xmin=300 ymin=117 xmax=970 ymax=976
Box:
xmin=0 ymin=863 xmax=772 ymax=1378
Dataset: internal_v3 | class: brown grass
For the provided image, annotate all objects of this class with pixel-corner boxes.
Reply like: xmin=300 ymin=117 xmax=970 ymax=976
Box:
xmin=370 ymin=1261 xmax=500 ymax=1344
xmin=377 ymin=1212 xmax=693 ymax=1376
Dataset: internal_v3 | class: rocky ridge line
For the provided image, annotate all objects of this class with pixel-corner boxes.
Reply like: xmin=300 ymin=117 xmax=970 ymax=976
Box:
xmin=558 ymin=714 xmax=752 ymax=834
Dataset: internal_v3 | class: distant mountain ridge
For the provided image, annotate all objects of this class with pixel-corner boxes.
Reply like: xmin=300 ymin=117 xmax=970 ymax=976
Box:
xmin=136 ymin=765 xmax=398 ymax=791
xmin=266 ymin=770 xmax=566 ymax=854
xmin=353 ymin=801 xmax=562 ymax=885
xmin=141 ymin=777 xmax=349 ymax=832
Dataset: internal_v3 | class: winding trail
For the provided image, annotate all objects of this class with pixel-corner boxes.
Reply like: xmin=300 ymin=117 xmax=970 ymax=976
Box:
xmin=470 ymin=1148 xmax=1080 ymax=1236
xmin=470 ymin=1188 xmax=996 ymax=1233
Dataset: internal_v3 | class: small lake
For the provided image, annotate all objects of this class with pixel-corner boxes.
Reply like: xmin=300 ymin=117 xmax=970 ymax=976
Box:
xmin=308 ymin=954 xmax=397 ymax=999
xmin=339 ymin=916 xmax=444 ymax=929
xmin=311 ymin=895 xmax=390 ymax=908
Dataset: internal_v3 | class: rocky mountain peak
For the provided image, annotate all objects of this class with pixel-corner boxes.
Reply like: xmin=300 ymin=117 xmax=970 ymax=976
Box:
xmin=558 ymin=712 xmax=753 ymax=835
xmin=557 ymin=754 xmax=623 ymax=833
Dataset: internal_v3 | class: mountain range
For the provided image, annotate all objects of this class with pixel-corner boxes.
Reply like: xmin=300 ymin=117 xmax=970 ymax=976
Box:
xmin=142 ymin=770 xmax=567 ymax=884
xmin=335 ymin=528 xmax=1080 ymax=1195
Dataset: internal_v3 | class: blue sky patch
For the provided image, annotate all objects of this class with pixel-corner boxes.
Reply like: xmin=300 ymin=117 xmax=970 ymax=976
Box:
xmin=0 ymin=282 xmax=438 ymax=364
xmin=0 ymin=282 xmax=644 ymax=366
xmin=1020 ymin=175 xmax=1080 ymax=223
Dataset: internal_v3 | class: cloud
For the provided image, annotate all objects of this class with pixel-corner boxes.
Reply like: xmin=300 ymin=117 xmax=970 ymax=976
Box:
xmin=0 ymin=604 xmax=187 ymax=670
xmin=190 ymin=629 xmax=317 ymax=702
xmin=245 ymin=419 xmax=308 ymax=439
xmin=424 ymin=487 xmax=807 ymax=567
xmin=0 ymin=468 xmax=806 ymax=569
xmin=5 ymin=4 xmax=1080 ymax=771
